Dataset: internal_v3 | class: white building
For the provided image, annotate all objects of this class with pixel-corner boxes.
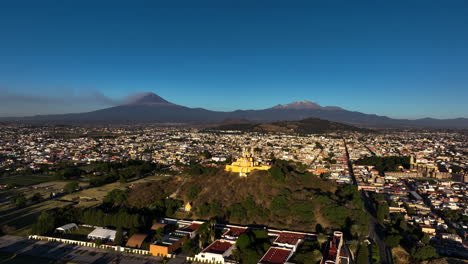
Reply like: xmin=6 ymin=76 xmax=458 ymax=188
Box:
xmin=193 ymin=240 xmax=235 ymax=263
xmin=87 ymin=227 xmax=118 ymax=241
xmin=55 ymin=223 xmax=78 ymax=233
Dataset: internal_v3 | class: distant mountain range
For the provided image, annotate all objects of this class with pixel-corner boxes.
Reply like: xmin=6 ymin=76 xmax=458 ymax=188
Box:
xmin=3 ymin=92 xmax=468 ymax=129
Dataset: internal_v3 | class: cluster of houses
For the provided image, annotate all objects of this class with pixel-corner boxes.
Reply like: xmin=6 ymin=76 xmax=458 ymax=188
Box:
xmin=354 ymin=166 xmax=468 ymax=259
xmin=44 ymin=218 xmax=352 ymax=264
xmin=152 ymin=218 xmax=319 ymax=264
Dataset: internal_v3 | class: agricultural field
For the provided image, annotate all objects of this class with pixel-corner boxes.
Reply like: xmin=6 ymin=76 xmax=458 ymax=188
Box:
xmin=60 ymin=175 xmax=167 ymax=207
xmin=0 ymin=181 xmax=85 ymax=211
xmin=0 ymin=174 xmax=56 ymax=186
xmin=0 ymin=200 xmax=73 ymax=236
xmin=0 ymin=175 xmax=169 ymax=236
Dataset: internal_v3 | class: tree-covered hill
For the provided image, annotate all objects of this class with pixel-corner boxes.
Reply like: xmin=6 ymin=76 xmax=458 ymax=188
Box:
xmin=210 ymin=117 xmax=369 ymax=134
xmin=178 ymin=160 xmax=369 ymax=238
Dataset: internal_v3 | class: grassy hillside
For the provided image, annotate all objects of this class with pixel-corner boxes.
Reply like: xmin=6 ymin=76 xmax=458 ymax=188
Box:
xmin=178 ymin=160 xmax=368 ymax=238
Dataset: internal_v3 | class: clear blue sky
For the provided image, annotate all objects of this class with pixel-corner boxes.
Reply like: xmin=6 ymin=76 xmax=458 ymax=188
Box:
xmin=0 ymin=0 xmax=467 ymax=118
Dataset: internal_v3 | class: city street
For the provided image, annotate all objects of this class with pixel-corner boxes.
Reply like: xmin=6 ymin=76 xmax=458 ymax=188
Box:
xmin=344 ymin=139 xmax=393 ymax=264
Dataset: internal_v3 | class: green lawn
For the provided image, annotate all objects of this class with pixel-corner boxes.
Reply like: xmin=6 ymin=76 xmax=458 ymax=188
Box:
xmin=0 ymin=174 xmax=56 ymax=186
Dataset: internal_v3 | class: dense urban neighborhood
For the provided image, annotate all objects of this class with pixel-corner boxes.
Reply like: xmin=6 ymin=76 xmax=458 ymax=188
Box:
xmin=0 ymin=123 xmax=467 ymax=264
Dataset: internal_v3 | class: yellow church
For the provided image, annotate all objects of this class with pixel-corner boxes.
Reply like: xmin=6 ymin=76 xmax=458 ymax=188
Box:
xmin=225 ymin=148 xmax=271 ymax=177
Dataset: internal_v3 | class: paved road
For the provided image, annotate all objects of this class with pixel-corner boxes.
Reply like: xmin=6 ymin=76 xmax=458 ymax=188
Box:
xmin=343 ymin=139 xmax=393 ymax=264
xmin=362 ymin=191 xmax=393 ymax=264
xmin=308 ymin=148 xmax=323 ymax=169
xmin=0 ymin=235 xmax=163 ymax=264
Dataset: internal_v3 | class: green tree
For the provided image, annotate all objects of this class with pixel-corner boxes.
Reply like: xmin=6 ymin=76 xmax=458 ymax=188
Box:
xmin=32 ymin=211 xmax=56 ymax=235
xmin=187 ymin=186 xmax=201 ymax=201
xmin=59 ymin=167 xmax=83 ymax=180
xmin=11 ymin=193 xmax=27 ymax=208
xmin=420 ymin=234 xmax=431 ymax=245
xmin=295 ymin=249 xmax=322 ymax=264
xmin=315 ymin=142 xmax=324 ymax=150
xmin=236 ymin=233 xmax=252 ymax=250
xmin=384 ymin=234 xmax=402 ymax=247
xmin=182 ymin=238 xmax=195 ymax=254
xmin=370 ymin=243 xmax=380 ymax=263
xmin=103 ymin=189 xmax=128 ymax=206
xmin=197 ymin=222 xmax=215 ymax=249
xmin=63 ymin=181 xmax=79 ymax=193
xmin=268 ymin=167 xmax=285 ymax=183
xmin=293 ymin=240 xmax=322 ymax=264
xmin=377 ymin=202 xmax=389 ymax=224
xmin=209 ymin=201 xmax=222 ymax=216
xmin=114 ymin=226 xmax=124 ymax=245
xmin=411 ymin=245 xmax=437 ymax=261
xmin=30 ymin=192 xmax=43 ymax=203
xmin=356 ymin=243 xmax=369 ymax=264
xmin=234 ymin=230 xmax=270 ymax=264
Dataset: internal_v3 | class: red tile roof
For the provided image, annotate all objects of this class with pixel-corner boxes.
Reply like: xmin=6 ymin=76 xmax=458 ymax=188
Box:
xmin=203 ymin=240 xmax=233 ymax=254
xmin=183 ymin=223 xmax=200 ymax=232
xmin=259 ymin=247 xmax=291 ymax=264
xmin=321 ymin=233 xmax=342 ymax=264
xmin=274 ymin=232 xmax=305 ymax=245
xmin=224 ymin=227 xmax=248 ymax=237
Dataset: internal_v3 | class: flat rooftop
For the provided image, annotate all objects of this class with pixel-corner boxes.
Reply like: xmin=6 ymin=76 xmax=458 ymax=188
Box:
xmin=259 ymin=247 xmax=292 ymax=264
xmin=87 ymin=227 xmax=116 ymax=240
xmin=156 ymin=233 xmax=185 ymax=246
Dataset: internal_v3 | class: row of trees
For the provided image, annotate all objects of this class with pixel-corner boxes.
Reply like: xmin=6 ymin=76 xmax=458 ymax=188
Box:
xmin=89 ymin=160 xmax=164 ymax=186
xmin=10 ymin=192 xmax=43 ymax=208
xmin=52 ymin=160 xmax=165 ymax=185
xmin=81 ymin=208 xmax=147 ymax=233
xmin=31 ymin=206 xmax=150 ymax=236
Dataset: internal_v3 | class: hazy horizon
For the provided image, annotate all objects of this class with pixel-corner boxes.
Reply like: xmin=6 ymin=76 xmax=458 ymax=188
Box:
xmin=1 ymin=1 xmax=467 ymax=119
xmin=0 ymin=90 xmax=467 ymax=120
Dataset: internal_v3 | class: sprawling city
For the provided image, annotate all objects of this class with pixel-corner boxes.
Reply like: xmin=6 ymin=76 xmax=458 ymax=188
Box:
xmin=0 ymin=123 xmax=467 ymax=264
xmin=1 ymin=1 xmax=468 ymax=264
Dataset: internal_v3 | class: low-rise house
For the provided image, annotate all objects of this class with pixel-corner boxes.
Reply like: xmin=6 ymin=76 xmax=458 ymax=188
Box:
xmin=193 ymin=240 xmax=236 ymax=264
xmin=126 ymin=233 xmax=148 ymax=248
xmin=258 ymin=247 xmax=293 ymax=264
xmin=150 ymin=233 xmax=187 ymax=257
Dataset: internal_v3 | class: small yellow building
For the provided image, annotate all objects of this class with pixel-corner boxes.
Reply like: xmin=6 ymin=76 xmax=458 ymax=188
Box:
xmin=225 ymin=148 xmax=270 ymax=177
xmin=184 ymin=202 xmax=192 ymax=212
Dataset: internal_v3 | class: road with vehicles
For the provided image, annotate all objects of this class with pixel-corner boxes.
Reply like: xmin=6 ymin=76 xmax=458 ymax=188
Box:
xmin=344 ymin=139 xmax=393 ymax=264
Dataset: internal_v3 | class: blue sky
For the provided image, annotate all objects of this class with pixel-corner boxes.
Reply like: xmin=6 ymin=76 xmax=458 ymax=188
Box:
xmin=0 ymin=0 xmax=467 ymax=118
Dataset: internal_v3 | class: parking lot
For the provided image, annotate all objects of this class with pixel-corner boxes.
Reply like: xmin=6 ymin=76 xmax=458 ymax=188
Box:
xmin=0 ymin=235 xmax=164 ymax=264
